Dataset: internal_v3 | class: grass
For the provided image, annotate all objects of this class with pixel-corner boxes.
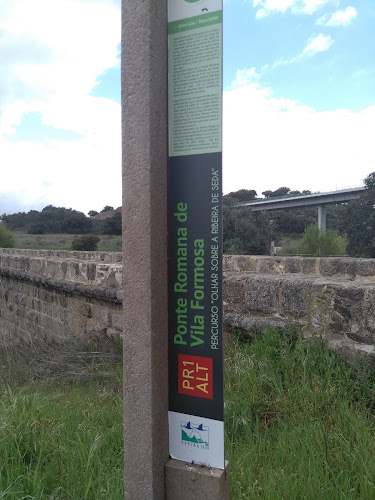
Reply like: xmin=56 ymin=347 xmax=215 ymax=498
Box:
xmin=225 ymin=330 xmax=375 ymax=499
xmin=12 ymin=233 xmax=122 ymax=252
xmin=0 ymin=341 xmax=124 ymax=500
xmin=1 ymin=331 xmax=375 ymax=498
xmin=0 ymin=380 xmax=124 ymax=499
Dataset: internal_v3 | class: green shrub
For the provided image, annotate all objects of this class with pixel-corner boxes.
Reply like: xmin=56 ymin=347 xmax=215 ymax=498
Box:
xmin=0 ymin=224 xmax=17 ymax=248
xmin=71 ymin=234 xmax=100 ymax=251
xmin=299 ymin=223 xmax=347 ymax=256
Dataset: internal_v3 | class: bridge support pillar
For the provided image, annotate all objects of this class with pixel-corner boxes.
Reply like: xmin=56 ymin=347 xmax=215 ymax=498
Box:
xmin=318 ymin=204 xmax=327 ymax=233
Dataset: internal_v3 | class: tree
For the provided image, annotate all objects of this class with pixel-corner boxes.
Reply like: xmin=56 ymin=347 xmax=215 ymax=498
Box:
xmin=1 ymin=211 xmax=29 ymax=230
xmin=262 ymin=190 xmax=273 ymax=198
xmin=28 ymin=222 xmax=48 ymax=234
xmin=71 ymin=234 xmax=100 ymax=251
xmin=299 ymin=223 xmax=346 ymax=256
xmin=0 ymin=225 xmax=17 ymax=248
xmin=262 ymin=187 xmax=291 ymax=198
xmin=222 ymin=189 xmax=271 ymax=254
xmin=101 ymin=205 xmax=114 ymax=213
xmin=88 ymin=210 xmax=99 ymax=217
xmin=101 ymin=212 xmax=122 ymax=235
xmin=224 ymin=189 xmax=257 ymax=203
xmin=223 ymin=205 xmax=272 ymax=255
xmin=2 ymin=206 xmax=92 ymax=234
xmin=338 ymin=172 xmax=375 ymax=257
xmin=364 ymin=172 xmax=375 ymax=190
xmin=270 ymin=187 xmax=290 ymax=198
xmin=268 ymin=207 xmax=317 ymax=236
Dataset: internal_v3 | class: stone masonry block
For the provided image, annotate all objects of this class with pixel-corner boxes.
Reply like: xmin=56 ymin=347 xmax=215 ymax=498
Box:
xmin=281 ymin=279 xmax=312 ymax=318
xmin=245 ymin=276 xmax=280 ymax=314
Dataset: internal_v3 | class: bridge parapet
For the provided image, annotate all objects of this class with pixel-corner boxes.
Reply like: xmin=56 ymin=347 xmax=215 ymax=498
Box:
xmin=224 ymin=255 xmax=375 ymax=362
xmin=0 ymin=249 xmax=123 ymax=292
xmin=1 ymin=250 xmax=375 ymax=363
xmin=0 ymin=249 xmax=123 ymax=350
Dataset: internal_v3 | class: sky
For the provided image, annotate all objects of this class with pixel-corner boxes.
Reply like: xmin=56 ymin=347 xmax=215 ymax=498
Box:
xmin=0 ymin=0 xmax=374 ymax=215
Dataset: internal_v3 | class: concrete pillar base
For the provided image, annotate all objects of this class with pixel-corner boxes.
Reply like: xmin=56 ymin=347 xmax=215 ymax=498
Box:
xmin=165 ymin=459 xmax=229 ymax=500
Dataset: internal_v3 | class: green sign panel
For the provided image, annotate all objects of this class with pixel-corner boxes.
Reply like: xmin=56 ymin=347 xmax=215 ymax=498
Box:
xmin=168 ymin=0 xmax=224 ymax=470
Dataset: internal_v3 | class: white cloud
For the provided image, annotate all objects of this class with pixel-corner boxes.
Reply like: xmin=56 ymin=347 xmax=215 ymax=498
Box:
xmin=263 ymin=0 xmax=295 ymax=14
xmin=272 ymin=33 xmax=333 ymax=67
xmin=255 ymin=8 xmax=267 ymax=18
xmin=252 ymin=0 xmax=339 ymax=18
xmin=232 ymin=68 xmax=262 ymax=88
xmin=0 ymin=0 xmax=120 ymax=127
xmin=317 ymin=6 xmax=358 ymax=27
xmin=0 ymin=106 xmax=122 ymax=214
xmin=302 ymin=33 xmax=333 ymax=55
xmin=0 ymin=0 xmax=122 ymax=214
xmin=0 ymin=95 xmax=122 ymax=214
xmin=223 ymin=74 xmax=375 ymax=195
xmin=301 ymin=0 xmax=337 ymax=14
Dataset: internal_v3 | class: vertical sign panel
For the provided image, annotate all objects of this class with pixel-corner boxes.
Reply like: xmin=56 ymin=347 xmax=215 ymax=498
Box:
xmin=168 ymin=0 xmax=224 ymax=470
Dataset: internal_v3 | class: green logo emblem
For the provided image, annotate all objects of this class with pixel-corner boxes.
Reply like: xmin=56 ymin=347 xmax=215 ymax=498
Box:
xmin=184 ymin=0 xmax=200 ymax=3
xmin=181 ymin=421 xmax=209 ymax=448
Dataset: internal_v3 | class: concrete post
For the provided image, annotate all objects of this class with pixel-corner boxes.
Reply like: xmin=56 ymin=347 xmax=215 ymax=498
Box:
xmin=121 ymin=1 xmax=169 ymax=499
xmin=318 ymin=204 xmax=327 ymax=233
xmin=165 ymin=459 xmax=230 ymax=500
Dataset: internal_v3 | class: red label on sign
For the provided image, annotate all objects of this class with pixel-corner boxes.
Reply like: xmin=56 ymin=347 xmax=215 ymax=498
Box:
xmin=178 ymin=354 xmax=213 ymax=399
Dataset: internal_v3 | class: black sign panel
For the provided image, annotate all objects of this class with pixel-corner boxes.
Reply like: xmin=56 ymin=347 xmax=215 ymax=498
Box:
xmin=168 ymin=153 xmax=223 ymax=421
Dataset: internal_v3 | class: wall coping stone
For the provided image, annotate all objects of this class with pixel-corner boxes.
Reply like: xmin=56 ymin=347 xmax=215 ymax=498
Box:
xmin=0 ymin=251 xmax=122 ymax=302
xmin=2 ymin=250 xmax=375 ymax=280
xmin=224 ymin=255 xmax=375 ymax=280
xmin=0 ymin=266 xmax=122 ymax=303
xmin=0 ymin=248 xmax=122 ymax=263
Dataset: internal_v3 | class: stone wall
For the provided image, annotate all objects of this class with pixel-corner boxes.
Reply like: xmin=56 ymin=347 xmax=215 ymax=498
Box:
xmin=1 ymin=249 xmax=374 ymax=359
xmin=0 ymin=249 xmax=122 ymax=349
xmin=223 ymin=255 xmax=375 ymax=359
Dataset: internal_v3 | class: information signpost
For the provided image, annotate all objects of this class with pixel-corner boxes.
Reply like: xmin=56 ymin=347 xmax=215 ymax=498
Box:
xmin=168 ymin=0 xmax=224 ymax=470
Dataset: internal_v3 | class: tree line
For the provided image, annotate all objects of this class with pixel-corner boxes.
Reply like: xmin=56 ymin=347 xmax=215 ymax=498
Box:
xmin=1 ymin=205 xmax=122 ymax=236
xmin=1 ymin=173 xmax=375 ymax=257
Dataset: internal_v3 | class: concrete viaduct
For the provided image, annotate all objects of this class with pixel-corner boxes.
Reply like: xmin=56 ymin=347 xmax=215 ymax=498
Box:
xmin=237 ymin=186 xmax=365 ymax=232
